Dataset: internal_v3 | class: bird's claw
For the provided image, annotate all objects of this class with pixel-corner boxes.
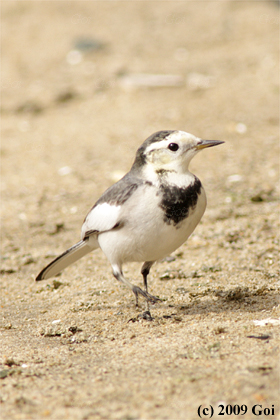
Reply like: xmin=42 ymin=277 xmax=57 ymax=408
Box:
xmin=132 ymin=285 xmax=161 ymax=305
xmin=138 ymin=310 xmax=154 ymax=321
xmin=127 ymin=310 xmax=154 ymax=323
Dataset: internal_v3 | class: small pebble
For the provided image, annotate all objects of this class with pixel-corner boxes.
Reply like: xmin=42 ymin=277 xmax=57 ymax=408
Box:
xmin=235 ymin=122 xmax=247 ymax=134
xmin=58 ymin=166 xmax=73 ymax=176
xmin=66 ymin=50 xmax=83 ymax=65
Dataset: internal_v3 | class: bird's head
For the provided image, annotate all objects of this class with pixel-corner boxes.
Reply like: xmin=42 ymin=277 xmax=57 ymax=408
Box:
xmin=132 ymin=130 xmax=224 ymax=176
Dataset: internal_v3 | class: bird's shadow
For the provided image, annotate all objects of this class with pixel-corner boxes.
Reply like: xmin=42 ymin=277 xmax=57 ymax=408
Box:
xmin=161 ymin=285 xmax=279 ymax=317
xmin=71 ymin=285 xmax=278 ymax=321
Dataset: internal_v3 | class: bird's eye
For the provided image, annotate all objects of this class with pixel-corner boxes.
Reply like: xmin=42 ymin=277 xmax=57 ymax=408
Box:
xmin=168 ymin=143 xmax=179 ymax=152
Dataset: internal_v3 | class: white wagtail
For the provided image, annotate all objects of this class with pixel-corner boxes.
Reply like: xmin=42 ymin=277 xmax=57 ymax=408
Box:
xmin=36 ymin=130 xmax=224 ymax=311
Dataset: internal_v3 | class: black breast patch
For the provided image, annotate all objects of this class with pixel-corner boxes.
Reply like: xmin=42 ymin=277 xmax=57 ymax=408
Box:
xmin=158 ymin=177 xmax=202 ymax=226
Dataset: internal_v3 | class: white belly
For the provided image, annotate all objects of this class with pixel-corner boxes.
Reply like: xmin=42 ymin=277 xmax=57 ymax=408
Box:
xmin=98 ymin=184 xmax=206 ymax=265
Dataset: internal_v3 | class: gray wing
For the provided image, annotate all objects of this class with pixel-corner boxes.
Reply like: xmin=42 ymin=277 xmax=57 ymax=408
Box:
xmin=36 ymin=174 xmax=144 ymax=281
xmin=81 ymin=174 xmax=144 ymax=239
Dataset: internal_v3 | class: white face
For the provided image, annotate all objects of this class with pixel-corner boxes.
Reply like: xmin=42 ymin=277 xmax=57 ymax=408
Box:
xmin=144 ymin=131 xmax=201 ymax=173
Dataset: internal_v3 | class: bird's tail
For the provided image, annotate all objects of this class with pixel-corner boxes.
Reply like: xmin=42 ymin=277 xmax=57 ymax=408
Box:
xmin=36 ymin=239 xmax=95 ymax=281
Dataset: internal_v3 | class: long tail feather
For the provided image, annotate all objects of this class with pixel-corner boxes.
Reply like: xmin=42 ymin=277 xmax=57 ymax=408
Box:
xmin=36 ymin=239 xmax=94 ymax=281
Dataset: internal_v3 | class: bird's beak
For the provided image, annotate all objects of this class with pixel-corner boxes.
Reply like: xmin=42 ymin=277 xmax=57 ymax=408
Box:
xmin=196 ymin=140 xmax=224 ymax=150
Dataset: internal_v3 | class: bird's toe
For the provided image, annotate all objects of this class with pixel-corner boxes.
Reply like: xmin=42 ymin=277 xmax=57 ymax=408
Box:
xmin=132 ymin=285 xmax=161 ymax=304
xmin=138 ymin=310 xmax=154 ymax=321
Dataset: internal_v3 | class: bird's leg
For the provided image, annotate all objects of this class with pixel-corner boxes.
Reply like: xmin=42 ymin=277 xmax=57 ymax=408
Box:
xmin=141 ymin=261 xmax=155 ymax=312
xmin=112 ymin=263 xmax=160 ymax=307
xmin=141 ymin=261 xmax=154 ymax=293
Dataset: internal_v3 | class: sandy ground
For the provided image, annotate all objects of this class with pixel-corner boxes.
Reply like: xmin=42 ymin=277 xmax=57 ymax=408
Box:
xmin=1 ymin=1 xmax=279 ymax=419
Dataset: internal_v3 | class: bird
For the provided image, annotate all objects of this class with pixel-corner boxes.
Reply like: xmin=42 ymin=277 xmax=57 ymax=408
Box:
xmin=36 ymin=130 xmax=224 ymax=314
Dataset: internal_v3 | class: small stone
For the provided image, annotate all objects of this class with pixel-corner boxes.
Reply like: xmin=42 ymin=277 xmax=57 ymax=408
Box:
xmin=0 ymin=370 xmax=10 ymax=379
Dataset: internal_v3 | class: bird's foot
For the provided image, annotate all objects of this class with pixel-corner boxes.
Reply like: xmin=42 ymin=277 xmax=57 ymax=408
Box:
xmin=127 ymin=310 xmax=154 ymax=323
xmin=137 ymin=310 xmax=154 ymax=321
xmin=132 ymin=285 xmax=161 ymax=305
